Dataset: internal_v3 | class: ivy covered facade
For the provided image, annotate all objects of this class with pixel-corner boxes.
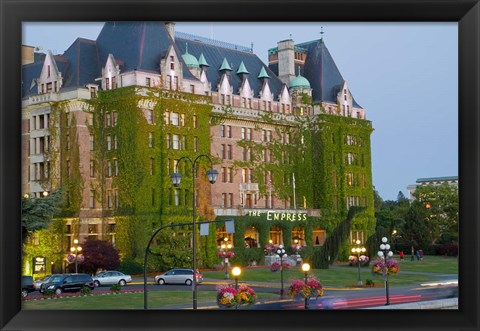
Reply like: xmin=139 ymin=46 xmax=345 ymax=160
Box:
xmin=21 ymin=22 xmax=375 ymax=273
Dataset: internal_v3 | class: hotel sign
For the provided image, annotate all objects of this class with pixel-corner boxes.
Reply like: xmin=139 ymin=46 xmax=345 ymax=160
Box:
xmin=247 ymin=210 xmax=307 ymax=221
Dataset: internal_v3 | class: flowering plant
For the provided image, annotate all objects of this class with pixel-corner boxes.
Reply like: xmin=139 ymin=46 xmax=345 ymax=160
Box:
xmin=349 ymin=255 xmax=369 ymax=266
xmin=371 ymin=258 xmax=399 ymax=275
xmin=270 ymin=261 xmax=290 ymax=272
xmin=66 ymin=254 xmax=76 ymax=263
xmin=235 ymin=284 xmax=257 ymax=305
xmin=216 ymin=284 xmax=256 ymax=308
xmin=291 ymin=244 xmax=302 ymax=253
xmin=359 ymin=255 xmax=369 ymax=263
xmin=216 ymin=285 xmax=237 ymax=308
xmin=264 ymin=243 xmax=276 ymax=255
xmin=218 ymin=251 xmax=234 ymax=259
xmin=287 ymin=275 xmax=324 ymax=300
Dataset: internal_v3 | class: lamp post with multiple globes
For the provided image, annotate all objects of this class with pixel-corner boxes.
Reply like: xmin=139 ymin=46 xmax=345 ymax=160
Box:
xmin=377 ymin=237 xmax=393 ymax=305
xmin=70 ymin=239 xmax=82 ymax=273
xmin=351 ymin=240 xmax=366 ymax=287
xmin=275 ymin=245 xmax=287 ymax=298
xmin=170 ymin=154 xmax=218 ymax=310
xmin=220 ymin=238 xmax=233 ymax=279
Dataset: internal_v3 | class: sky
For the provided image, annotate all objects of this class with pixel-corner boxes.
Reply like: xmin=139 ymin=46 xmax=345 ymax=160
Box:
xmin=23 ymin=22 xmax=458 ymax=201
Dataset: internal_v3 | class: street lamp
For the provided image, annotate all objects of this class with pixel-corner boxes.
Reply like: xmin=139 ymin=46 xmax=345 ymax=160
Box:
xmin=70 ymin=239 xmax=82 ymax=273
xmin=275 ymin=245 xmax=287 ymax=298
xmin=377 ymin=237 xmax=393 ymax=305
xmin=170 ymin=154 xmax=218 ymax=310
xmin=232 ymin=266 xmax=241 ymax=292
xmin=351 ymin=239 xmax=366 ymax=287
xmin=302 ymin=263 xmax=310 ymax=309
xmin=231 ymin=267 xmax=241 ymax=310
xmin=220 ymin=238 xmax=232 ymax=279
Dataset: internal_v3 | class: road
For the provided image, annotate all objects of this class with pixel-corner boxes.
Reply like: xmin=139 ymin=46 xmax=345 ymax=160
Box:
xmin=27 ymin=276 xmax=457 ymax=310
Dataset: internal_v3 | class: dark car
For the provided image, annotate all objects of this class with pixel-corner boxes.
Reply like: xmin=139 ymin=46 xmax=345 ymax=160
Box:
xmin=21 ymin=276 xmax=35 ymax=297
xmin=39 ymin=273 xmax=94 ymax=295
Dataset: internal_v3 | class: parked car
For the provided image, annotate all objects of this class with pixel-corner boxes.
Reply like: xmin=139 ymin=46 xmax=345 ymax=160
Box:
xmin=154 ymin=268 xmax=203 ymax=286
xmin=21 ymin=276 xmax=35 ymax=297
xmin=39 ymin=273 xmax=94 ymax=295
xmin=34 ymin=274 xmax=60 ymax=290
xmin=92 ymin=271 xmax=132 ymax=287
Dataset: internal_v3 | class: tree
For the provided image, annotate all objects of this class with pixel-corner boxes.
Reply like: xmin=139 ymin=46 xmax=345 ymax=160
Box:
xmin=148 ymin=229 xmax=192 ymax=272
xmin=21 ymin=189 xmax=63 ymax=244
xmin=76 ymin=238 xmax=120 ymax=274
xmin=412 ymin=183 xmax=458 ymax=244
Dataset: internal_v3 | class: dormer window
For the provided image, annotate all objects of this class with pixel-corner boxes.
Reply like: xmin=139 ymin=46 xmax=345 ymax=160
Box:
xmin=106 ymin=77 xmax=110 ymax=90
xmin=47 ymin=65 xmax=51 ymax=78
xmin=90 ymin=87 xmax=97 ymax=98
xmin=170 ymin=56 xmax=175 ymax=70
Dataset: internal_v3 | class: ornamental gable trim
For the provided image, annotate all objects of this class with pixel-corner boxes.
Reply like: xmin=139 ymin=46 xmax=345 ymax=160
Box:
xmin=37 ymin=50 xmax=63 ymax=94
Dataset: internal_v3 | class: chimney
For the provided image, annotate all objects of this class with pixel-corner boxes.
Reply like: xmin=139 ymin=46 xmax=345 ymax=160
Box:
xmin=22 ymin=45 xmax=35 ymax=65
xmin=277 ymin=39 xmax=295 ymax=86
xmin=165 ymin=22 xmax=176 ymax=41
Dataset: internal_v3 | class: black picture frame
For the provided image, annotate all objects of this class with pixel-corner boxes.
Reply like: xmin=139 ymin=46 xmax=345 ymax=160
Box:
xmin=1 ymin=0 xmax=478 ymax=330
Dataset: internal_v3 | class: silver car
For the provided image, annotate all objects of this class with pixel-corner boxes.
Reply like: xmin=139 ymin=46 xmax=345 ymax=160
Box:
xmin=34 ymin=274 xmax=57 ymax=290
xmin=92 ymin=271 xmax=132 ymax=287
xmin=154 ymin=268 xmax=203 ymax=286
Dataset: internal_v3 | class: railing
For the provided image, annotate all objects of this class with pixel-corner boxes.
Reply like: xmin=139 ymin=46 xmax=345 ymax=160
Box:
xmin=175 ymin=31 xmax=252 ymax=53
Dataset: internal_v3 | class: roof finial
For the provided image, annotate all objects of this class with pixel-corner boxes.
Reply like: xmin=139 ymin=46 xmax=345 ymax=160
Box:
xmin=297 ymin=66 xmax=301 ymax=76
xmin=185 ymin=42 xmax=189 ymax=54
xmin=289 ymin=33 xmax=292 ymax=40
xmin=320 ymin=26 xmax=324 ymax=41
xmin=251 ymin=42 xmax=254 ymax=53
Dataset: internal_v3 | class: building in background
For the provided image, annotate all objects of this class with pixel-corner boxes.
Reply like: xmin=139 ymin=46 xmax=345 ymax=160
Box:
xmin=21 ymin=22 xmax=375 ymax=270
xmin=407 ymin=176 xmax=459 ymax=200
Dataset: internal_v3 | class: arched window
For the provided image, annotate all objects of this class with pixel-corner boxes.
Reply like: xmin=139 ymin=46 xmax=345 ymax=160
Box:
xmin=291 ymin=226 xmax=305 ymax=246
xmin=269 ymin=226 xmax=283 ymax=245
xmin=312 ymin=228 xmax=326 ymax=246
xmin=216 ymin=226 xmax=234 ymax=248
xmin=244 ymin=226 xmax=259 ymax=248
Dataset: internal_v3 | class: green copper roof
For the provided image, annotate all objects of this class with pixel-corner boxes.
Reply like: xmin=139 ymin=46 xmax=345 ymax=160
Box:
xmin=236 ymin=61 xmax=249 ymax=74
xmin=258 ymin=67 xmax=270 ymax=79
xmin=198 ymin=53 xmax=209 ymax=67
xmin=219 ymin=57 xmax=232 ymax=71
xmin=289 ymin=68 xmax=311 ymax=88
xmin=182 ymin=44 xmax=199 ymax=68
xmin=416 ymin=176 xmax=458 ymax=183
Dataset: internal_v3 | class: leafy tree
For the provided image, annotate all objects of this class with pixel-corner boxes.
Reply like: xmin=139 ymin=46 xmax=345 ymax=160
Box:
xmin=401 ymin=203 xmax=431 ymax=247
xmin=148 ymin=228 xmax=192 ymax=272
xmin=373 ymin=188 xmax=384 ymax=210
xmin=21 ymin=189 xmax=63 ymax=243
xmin=75 ymin=238 xmax=120 ymax=274
xmin=411 ymin=183 xmax=458 ymax=244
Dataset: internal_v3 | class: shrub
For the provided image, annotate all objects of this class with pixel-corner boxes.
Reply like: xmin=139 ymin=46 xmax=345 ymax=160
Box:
xmin=42 ymin=289 xmax=55 ymax=296
xmin=365 ymin=279 xmax=375 ymax=287
xmin=80 ymin=286 xmax=92 ymax=295
xmin=437 ymin=243 xmax=458 ymax=256
xmin=110 ymin=284 xmax=121 ymax=292
xmin=118 ymin=258 xmax=143 ymax=275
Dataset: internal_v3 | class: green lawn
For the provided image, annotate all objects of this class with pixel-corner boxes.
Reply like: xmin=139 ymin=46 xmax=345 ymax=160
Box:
xmin=390 ymin=255 xmax=458 ymax=274
xmin=22 ymin=290 xmax=277 ymax=310
xmin=203 ymin=255 xmax=458 ymax=287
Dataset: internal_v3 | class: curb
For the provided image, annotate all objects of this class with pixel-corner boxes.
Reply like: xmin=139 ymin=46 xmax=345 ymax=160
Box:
xmin=364 ymin=298 xmax=458 ymax=309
